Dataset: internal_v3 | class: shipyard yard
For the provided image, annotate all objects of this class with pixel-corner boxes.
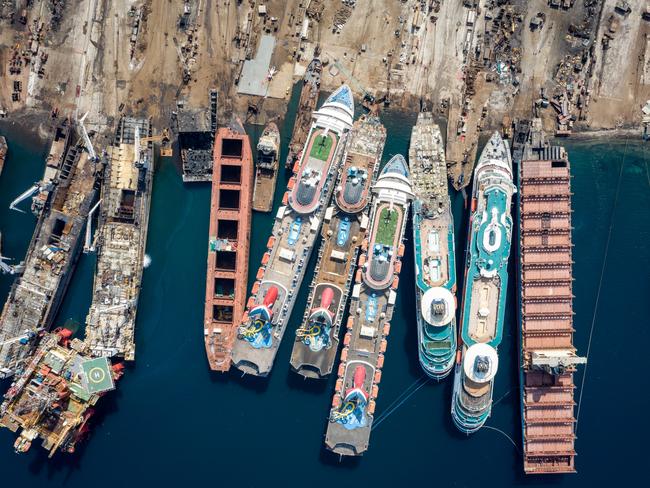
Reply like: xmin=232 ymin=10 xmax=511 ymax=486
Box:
xmin=0 ymin=0 xmax=649 ymax=486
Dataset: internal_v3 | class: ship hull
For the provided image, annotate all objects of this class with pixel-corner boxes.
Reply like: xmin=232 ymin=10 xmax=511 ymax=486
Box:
xmin=290 ymin=115 xmax=386 ymax=379
xmin=204 ymin=127 xmax=253 ymax=371
xmin=285 ymin=58 xmax=322 ymax=171
xmin=232 ymin=85 xmax=354 ymax=377
xmin=451 ymin=132 xmax=515 ymax=434
xmin=253 ymin=122 xmax=280 ymax=212
xmin=326 ymin=155 xmax=413 ymax=456
xmin=0 ymin=123 xmax=97 ymax=377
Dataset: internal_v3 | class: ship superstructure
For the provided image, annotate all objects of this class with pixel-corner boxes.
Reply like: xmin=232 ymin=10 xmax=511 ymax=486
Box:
xmin=0 ymin=329 xmax=122 ymax=457
xmin=518 ymin=119 xmax=586 ymax=474
xmin=231 ymin=85 xmax=354 ymax=376
xmin=204 ymin=124 xmax=253 ymax=371
xmin=252 ymin=122 xmax=280 ymax=212
xmin=451 ymin=132 xmax=516 ymax=434
xmin=285 ymin=58 xmax=322 ymax=171
xmin=326 ymin=155 xmax=413 ymax=456
xmin=84 ymin=117 xmax=154 ymax=360
xmin=290 ymin=115 xmax=386 ymax=379
xmin=0 ymin=123 xmax=97 ymax=378
xmin=410 ymin=113 xmax=457 ymax=379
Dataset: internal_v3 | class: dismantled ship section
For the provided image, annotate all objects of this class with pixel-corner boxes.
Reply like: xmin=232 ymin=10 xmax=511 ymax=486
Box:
xmin=0 ymin=329 xmax=122 ymax=457
xmin=0 ymin=122 xmax=97 ymax=378
xmin=177 ymin=90 xmax=218 ymax=182
xmin=518 ymin=119 xmax=586 ymax=474
xmin=84 ymin=117 xmax=155 ymax=360
xmin=204 ymin=125 xmax=253 ymax=371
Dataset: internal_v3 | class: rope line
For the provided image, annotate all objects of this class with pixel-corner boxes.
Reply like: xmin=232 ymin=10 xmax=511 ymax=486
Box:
xmin=371 ymin=374 xmax=428 ymax=425
xmin=575 ymin=136 xmax=628 ymax=429
xmin=483 ymin=425 xmax=520 ymax=454
xmin=371 ymin=377 xmax=430 ymax=431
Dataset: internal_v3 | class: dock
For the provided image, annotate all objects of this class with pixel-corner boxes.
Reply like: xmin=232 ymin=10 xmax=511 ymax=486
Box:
xmin=326 ymin=155 xmax=413 ymax=456
xmin=204 ymin=124 xmax=253 ymax=371
xmin=0 ymin=122 xmax=97 ymax=378
xmin=290 ymin=114 xmax=386 ymax=379
xmin=231 ymin=85 xmax=354 ymax=377
xmin=517 ymin=118 xmax=586 ymax=474
xmin=84 ymin=117 xmax=155 ymax=360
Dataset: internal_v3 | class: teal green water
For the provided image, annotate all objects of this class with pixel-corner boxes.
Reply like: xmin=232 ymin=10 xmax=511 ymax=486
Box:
xmin=0 ymin=104 xmax=649 ymax=486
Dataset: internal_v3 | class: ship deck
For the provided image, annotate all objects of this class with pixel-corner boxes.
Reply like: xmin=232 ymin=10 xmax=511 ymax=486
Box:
xmin=519 ymin=146 xmax=579 ymax=474
xmin=85 ymin=117 xmax=153 ymax=361
xmin=461 ymin=184 xmax=512 ymax=348
xmin=285 ymin=60 xmax=321 ymax=170
xmin=326 ymin=162 xmax=411 ymax=455
xmin=252 ymin=165 xmax=277 ymax=212
xmin=0 ymin=333 xmax=117 ymax=457
xmin=290 ymin=117 xmax=386 ymax=379
xmin=204 ymin=128 xmax=253 ymax=371
xmin=288 ymin=129 xmax=339 ymax=215
xmin=0 ymin=130 xmax=96 ymax=377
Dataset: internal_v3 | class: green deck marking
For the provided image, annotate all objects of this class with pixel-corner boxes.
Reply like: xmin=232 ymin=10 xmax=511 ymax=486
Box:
xmin=375 ymin=207 xmax=399 ymax=246
xmin=82 ymin=357 xmax=114 ymax=394
xmin=309 ymin=134 xmax=333 ymax=161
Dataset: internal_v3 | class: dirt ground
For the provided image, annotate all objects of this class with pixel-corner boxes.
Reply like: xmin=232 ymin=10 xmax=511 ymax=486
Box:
xmin=0 ymin=0 xmax=648 ymax=149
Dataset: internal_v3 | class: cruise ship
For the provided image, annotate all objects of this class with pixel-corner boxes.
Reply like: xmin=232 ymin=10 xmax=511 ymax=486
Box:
xmin=231 ymin=85 xmax=354 ymax=376
xmin=451 ymin=132 xmax=516 ymax=434
xmin=326 ymin=155 xmax=414 ymax=456
xmin=290 ymin=115 xmax=386 ymax=379
xmin=410 ymin=113 xmax=457 ymax=379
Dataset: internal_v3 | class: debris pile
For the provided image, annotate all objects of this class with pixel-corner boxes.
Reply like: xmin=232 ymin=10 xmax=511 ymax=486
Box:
xmin=48 ymin=0 xmax=66 ymax=31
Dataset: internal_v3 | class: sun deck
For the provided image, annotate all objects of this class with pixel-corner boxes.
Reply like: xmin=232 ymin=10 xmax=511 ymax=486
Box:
xmin=288 ymin=128 xmax=339 ymax=215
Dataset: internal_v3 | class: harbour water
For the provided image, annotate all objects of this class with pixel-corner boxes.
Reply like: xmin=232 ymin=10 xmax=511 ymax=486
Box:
xmin=0 ymin=104 xmax=648 ymax=485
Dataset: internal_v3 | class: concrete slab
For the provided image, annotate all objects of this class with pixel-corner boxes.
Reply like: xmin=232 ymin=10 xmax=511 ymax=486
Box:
xmin=238 ymin=35 xmax=276 ymax=97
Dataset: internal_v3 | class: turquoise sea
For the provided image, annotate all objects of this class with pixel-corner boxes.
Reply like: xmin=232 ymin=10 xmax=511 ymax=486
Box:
xmin=0 ymin=94 xmax=648 ymax=486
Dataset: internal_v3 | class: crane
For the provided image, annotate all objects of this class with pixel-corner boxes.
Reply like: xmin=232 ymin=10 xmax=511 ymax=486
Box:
xmin=0 ymin=254 xmax=25 ymax=275
xmin=78 ymin=112 xmax=98 ymax=162
xmin=138 ymin=128 xmax=173 ymax=157
xmin=9 ymin=184 xmax=41 ymax=213
xmin=0 ymin=330 xmax=36 ymax=347
xmin=83 ymin=199 xmax=102 ymax=253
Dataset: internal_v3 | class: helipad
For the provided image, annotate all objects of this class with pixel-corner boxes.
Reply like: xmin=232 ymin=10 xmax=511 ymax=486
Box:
xmin=81 ymin=357 xmax=115 ymax=394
